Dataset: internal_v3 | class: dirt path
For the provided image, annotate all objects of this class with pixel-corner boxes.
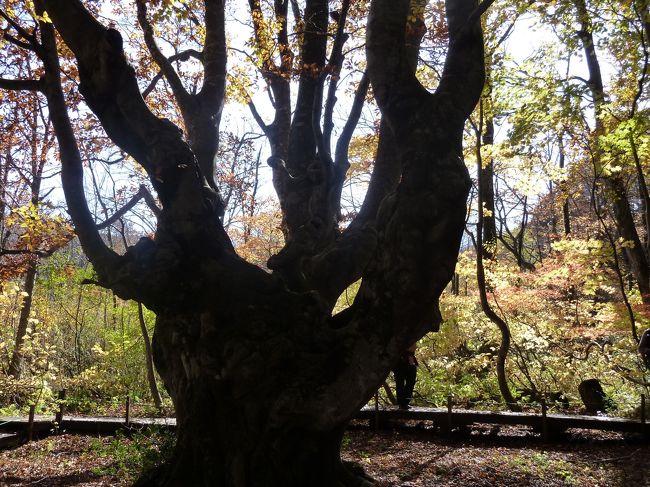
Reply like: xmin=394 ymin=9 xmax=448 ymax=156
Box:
xmin=343 ymin=426 xmax=650 ymax=486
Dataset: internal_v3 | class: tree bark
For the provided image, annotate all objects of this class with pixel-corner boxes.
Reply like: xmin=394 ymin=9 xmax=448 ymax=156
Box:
xmin=137 ymin=303 xmax=163 ymax=411
xmin=8 ymin=262 xmax=37 ymax=379
xmin=0 ymin=154 xmax=7 ymax=241
xmin=34 ymin=0 xmax=488 ymax=484
xmin=476 ymin=131 xmax=519 ymax=411
xmin=630 ymin=136 xmax=650 ymax=261
xmin=478 ymin=61 xmax=497 ymax=258
xmin=7 ymin=90 xmax=48 ymax=380
xmin=136 ymin=0 xmax=227 ymax=201
xmin=558 ymin=135 xmax=571 ymax=236
xmin=573 ymin=0 xmax=650 ymax=303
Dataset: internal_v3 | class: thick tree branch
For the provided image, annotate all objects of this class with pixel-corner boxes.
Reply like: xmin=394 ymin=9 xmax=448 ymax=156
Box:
xmin=0 ymin=247 xmax=58 ymax=257
xmin=135 ymin=0 xmax=191 ymax=105
xmin=349 ymin=0 xmax=480 ymax=348
xmin=367 ymin=0 xmax=426 ymax=123
xmin=3 ymin=32 xmax=36 ymax=51
xmin=136 ymin=0 xmax=226 ymax=195
xmin=141 ymin=49 xmax=203 ymax=99
xmin=333 ymin=71 xmax=369 ymax=177
xmin=290 ymin=0 xmax=301 ymax=23
xmin=437 ymin=0 xmax=487 ymax=118
xmin=41 ymin=0 xmax=208 ymax=207
xmin=141 ymin=185 xmax=162 ymax=217
xmin=35 ymin=0 xmax=122 ymax=285
xmin=303 ymin=73 xmax=373 ymax=303
xmin=309 ymin=0 xmax=441 ymax=303
xmin=199 ymin=0 xmax=227 ymax=106
xmin=312 ymin=79 xmax=333 ymax=167
xmin=275 ymin=0 xmax=293 ymax=78
xmin=467 ymin=0 xmax=497 ymax=26
xmin=0 ymin=9 xmax=38 ymax=46
xmin=248 ymin=98 xmax=272 ymax=136
xmin=308 ymin=0 xmax=450 ymax=304
xmin=286 ymin=0 xmax=329 ymax=175
xmin=96 ymin=185 xmax=149 ymax=230
xmin=322 ymin=0 xmax=352 ymax=153
xmin=246 ymin=0 xmax=292 ymax=158
xmin=244 ymin=0 xmax=292 ymax=199
xmin=0 ymin=77 xmax=44 ymax=91
xmin=40 ymin=0 xmax=236 ymax=309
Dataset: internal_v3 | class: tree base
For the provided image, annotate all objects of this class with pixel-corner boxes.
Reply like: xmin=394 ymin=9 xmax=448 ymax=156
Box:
xmin=134 ymin=448 xmax=376 ymax=487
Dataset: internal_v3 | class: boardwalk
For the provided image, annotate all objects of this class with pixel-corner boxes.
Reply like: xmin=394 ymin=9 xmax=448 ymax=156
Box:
xmin=0 ymin=414 xmax=176 ymax=438
xmin=0 ymin=406 xmax=647 ymax=448
xmin=356 ymin=406 xmax=650 ymax=436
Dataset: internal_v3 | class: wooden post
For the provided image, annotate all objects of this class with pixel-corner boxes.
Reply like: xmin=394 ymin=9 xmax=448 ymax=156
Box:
xmin=54 ymin=389 xmax=66 ymax=434
xmin=452 ymin=273 xmax=460 ymax=295
xmin=374 ymin=391 xmax=379 ymax=431
xmin=541 ymin=398 xmax=549 ymax=441
xmin=639 ymin=394 xmax=649 ymax=440
xmin=447 ymin=394 xmax=453 ymax=433
xmin=641 ymin=394 xmax=647 ymax=439
xmin=125 ymin=395 xmax=131 ymax=427
xmin=27 ymin=404 xmax=36 ymax=442
xmin=641 ymin=394 xmax=646 ymax=424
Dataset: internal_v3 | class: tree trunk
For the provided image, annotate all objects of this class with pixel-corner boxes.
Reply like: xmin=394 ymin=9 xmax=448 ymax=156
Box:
xmin=630 ymin=137 xmax=650 ymax=264
xmin=558 ymin=135 xmax=571 ymax=236
xmin=609 ymin=176 xmax=650 ymax=303
xmin=479 ymin=64 xmax=497 ymax=259
xmin=476 ymin=149 xmax=519 ymax=411
xmin=8 ymin=262 xmax=37 ymax=379
xmin=138 ymin=419 xmax=366 ymax=487
xmin=33 ymin=0 xmax=487 ymax=484
xmin=137 ymin=303 xmax=162 ymax=410
xmin=0 ymin=154 xmax=7 ymax=242
xmin=142 ymin=309 xmax=376 ymax=487
xmin=573 ymin=0 xmax=650 ymax=303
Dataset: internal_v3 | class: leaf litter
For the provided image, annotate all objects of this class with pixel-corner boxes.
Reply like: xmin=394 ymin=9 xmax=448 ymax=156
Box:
xmin=0 ymin=425 xmax=648 ymax=486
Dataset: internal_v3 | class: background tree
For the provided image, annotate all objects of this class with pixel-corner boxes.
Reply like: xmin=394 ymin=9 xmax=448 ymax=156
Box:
xmin=0 ymin=48 xmax=72 ymax=380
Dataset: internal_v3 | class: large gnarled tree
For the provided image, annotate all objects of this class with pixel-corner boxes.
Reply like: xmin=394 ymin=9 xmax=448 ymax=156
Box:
xmin=1 ymin=0 xmax=485 ymax=484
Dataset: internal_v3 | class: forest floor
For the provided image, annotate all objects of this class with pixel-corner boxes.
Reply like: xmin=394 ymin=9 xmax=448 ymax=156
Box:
xmin=0 ymin=423 xmax=648 ymax=486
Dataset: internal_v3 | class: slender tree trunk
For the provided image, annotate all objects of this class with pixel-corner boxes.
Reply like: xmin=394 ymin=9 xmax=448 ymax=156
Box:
xmin=591 ymin=182 xmax=639 ymax=343
xmin=609 ymin=176 xmax=650 ymax=303
xmin=476 ymin=144 xmax=519 ymax=412
xmin=479 ymin=68 xmax=497 ymax=258
xmin=138 ymin=303 xmax=162 ymax=410
xmin=574 ymin=0 xmax=650 ymax=303
xmin=0 ymin=154 xmax=7 ymax=242
xmin=517 ymin=197 xmax=529 ymax=269
xmin=550 ymin=180 xmax=558 ymax=237
xmin=558 ymin=135 xmax=571 ymax=236
xmin=7 ymin=98 xmax=45 ymax=380
xmin=8 ymin=263 xmax=37 ymax=379
xmin=630 ymin=136 xmax=650 ymax=259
